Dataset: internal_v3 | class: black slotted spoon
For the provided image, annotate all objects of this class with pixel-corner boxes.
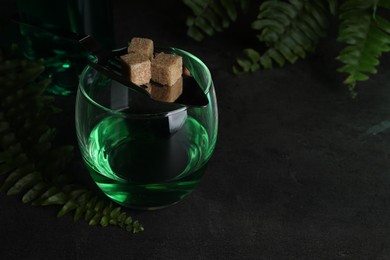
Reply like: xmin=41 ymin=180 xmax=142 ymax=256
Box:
xmin=80 ymin=35 xmax=209 ymax=109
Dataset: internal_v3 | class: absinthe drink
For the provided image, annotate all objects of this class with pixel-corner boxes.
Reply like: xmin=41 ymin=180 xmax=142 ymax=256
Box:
xmin=83 ymin=111 xmax=212 ymax=209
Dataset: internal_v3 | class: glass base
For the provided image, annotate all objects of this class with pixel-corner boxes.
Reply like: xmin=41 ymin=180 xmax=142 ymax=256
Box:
xmin=87 ymin=161 xmax=208 ymax=210
xmin=114 ymin=199 xmax=181 ymax=211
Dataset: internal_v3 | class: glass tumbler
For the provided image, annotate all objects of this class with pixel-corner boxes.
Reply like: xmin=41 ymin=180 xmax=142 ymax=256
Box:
xmin=75 ymin=48 xmax=218 ymax=210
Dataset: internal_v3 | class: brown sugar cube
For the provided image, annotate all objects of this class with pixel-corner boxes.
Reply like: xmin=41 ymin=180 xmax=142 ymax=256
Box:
xmin=120 ymin=53 xmax=151 ymax=86
xmin=183 ymin=66 xmax=191 ymax=77
xmin=151 ymin=52 xmax=183 ymax=86
xmin=148 ymin=77 xmax=183 ymax=103
xmin=127 ymin=37 xmax=154 ymax=60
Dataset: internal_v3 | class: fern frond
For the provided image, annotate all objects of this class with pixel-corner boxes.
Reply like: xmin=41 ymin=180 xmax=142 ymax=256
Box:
xmin=183 ymin=0 xmax=247 ymax=41
xmin=328 ymin=0 xmax=338 ymax=15
xmin=336 ymin=0 xmax=390 ymax=95
xmin=234 ymin=0 xmax=329 ymax=74
xmin=0 ymin=49 xmax=143 ymax=233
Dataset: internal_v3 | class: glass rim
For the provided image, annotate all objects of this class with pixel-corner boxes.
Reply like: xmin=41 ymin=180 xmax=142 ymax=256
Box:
xmin=78 ymin=47 xmax=212 ymax=119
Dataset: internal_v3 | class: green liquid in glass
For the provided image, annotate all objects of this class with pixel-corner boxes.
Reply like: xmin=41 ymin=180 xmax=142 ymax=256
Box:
xmin=83 ymin=114 xmax=212 ymax=209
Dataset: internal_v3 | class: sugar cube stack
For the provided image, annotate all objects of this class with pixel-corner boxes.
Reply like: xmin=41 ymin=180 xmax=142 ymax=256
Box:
xmin=120 ymin=37 xmax=186 ymax=103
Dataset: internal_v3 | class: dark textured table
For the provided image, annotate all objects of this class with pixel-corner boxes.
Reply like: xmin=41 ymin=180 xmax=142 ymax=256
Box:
xmin=2 ymin=1 xmax=390 ymax=259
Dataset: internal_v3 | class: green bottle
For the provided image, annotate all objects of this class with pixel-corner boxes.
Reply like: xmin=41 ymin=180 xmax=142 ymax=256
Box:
xmin=17 ymin=0 xmax=114 ymax=95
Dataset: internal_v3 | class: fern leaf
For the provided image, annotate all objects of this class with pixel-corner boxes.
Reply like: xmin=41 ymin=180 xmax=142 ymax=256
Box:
xmin=336 ymin=0 xmax=390 ymax=94
xmin=0 ymin=50 xmax=143 ymax=234
xmin=234 ymin=0 xmax=329 ymax=74
xmin=183 ymin=0 xmax=246 ymax=41
xmin=0 ymin=167 xmax=34 ymax=193
xmin=7 ymin=171 xmax=42 ymax=195
xmin=22 ymin=182 xmax=48 ymax=203
xmin=221 ymin=0 xmax=237 ymax=21
xmin=239 ymin=0 xmax=250 ymax=11
xmin=57 ymin=199 xmax=78 ymax=217
xmin=328 ymin=0 xmax=338 ymax=15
